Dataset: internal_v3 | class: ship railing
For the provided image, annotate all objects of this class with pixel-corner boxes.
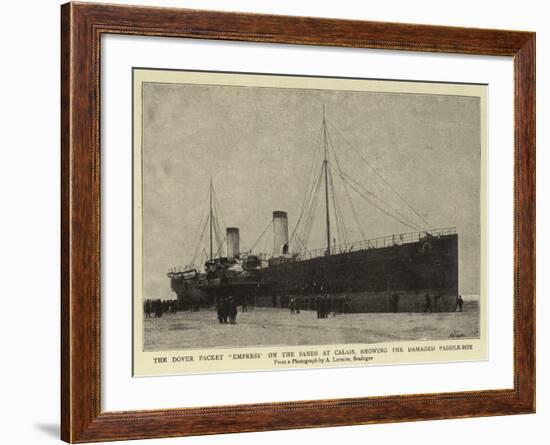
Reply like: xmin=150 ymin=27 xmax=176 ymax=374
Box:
xmin=167 ymin=265 xmax=197 ymax=275
xmin=168 ymin=227 xmax=456 ymax=270
xmin=296 ymin=227 xmax=457 ymax=261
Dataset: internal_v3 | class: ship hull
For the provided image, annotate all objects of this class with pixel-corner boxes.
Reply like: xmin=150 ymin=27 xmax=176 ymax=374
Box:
xmin=171 ymin=233 xmax=458 ymax=313
xmin=169 ymin=276 xmax=209 ymax=309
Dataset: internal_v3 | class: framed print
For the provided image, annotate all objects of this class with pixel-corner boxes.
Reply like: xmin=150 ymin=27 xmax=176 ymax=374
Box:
xmin=61 ymin=2 xmax=535 ymax=443
xmin=132 ymin=69 xmax=488 ymax=376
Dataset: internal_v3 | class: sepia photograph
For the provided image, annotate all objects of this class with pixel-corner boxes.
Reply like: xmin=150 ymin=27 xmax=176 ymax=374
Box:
xmin=133 ymin=69 xmax=486 ymax=374
xmin=54 ymin=2 xmax=537 ymax=441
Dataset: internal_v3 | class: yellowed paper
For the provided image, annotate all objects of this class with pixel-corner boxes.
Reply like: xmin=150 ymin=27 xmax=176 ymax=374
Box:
xmin=133 ymin=68 xmax=487 ymax=377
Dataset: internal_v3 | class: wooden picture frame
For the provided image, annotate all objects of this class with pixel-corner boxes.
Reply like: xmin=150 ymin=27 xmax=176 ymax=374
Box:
xmin=61 ymin=2 xmax=535 ymax=442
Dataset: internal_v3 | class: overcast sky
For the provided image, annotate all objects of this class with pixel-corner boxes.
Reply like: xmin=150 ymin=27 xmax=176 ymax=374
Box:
xmin=141 ymin=78 xmax=481 ymax=298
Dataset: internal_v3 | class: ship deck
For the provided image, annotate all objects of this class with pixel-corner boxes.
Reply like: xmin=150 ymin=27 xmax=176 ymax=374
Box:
xmin=295 ymin=227 xmax=456 ymax=262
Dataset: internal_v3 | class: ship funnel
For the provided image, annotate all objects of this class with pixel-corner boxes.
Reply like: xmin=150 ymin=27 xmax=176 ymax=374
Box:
xmin=226 ymin=227 xmax=240 ymax=258
xmin=273 ymin=211 xmax=289 ymax=255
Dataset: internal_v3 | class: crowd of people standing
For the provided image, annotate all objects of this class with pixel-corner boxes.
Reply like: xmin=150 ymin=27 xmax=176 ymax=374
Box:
xmin=213 ymin=293 xmax=351 ymax=324
xmin=146 ymin=292 xmax=466 ymax=325
xmin=286 ymin=294 xmax=350 ymax=318
xmin=143 ymin=299 xmax=177 ymax=318
xmin=216 ymin=296 xmax=238 ymax=324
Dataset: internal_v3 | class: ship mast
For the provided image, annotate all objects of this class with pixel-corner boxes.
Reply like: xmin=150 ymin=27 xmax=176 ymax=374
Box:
xmin=323 ymin=105 xmax=331 ymax=256
xmin=209 ymin=177 xmax=213 ymax=262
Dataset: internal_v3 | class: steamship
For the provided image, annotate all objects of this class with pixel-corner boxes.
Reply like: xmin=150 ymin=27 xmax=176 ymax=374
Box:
xmin=167 ymin=109 xmax=459 ymax=313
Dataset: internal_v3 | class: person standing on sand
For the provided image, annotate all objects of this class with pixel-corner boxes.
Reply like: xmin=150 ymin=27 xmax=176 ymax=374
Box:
xmin=315 ymin=296 xmax=321 ymax=319
xmin=423 ymin=293 xmax=432 ymax=313
xmin=390 ymin=293 xmax=400 ymax=313
xmin=455 ymin=295 xmax=464 ymax=312
xmin=289 ymin=297 xmax=296 ymax=315
xmin=216 ymin=297 xmax=225 ymax=324
xmin=228 ymin=296 xmax=237 ymax=324
xmin=222 ymin=297 xmax=229 ymax=323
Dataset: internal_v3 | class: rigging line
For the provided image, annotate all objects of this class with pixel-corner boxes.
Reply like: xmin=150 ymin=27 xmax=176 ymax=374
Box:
xmin=214 ymin=220 xmax=223 ymax=256
xmin=326 ymin=151 xmax=348 ymax=245
xmin=263 ymin=224 xmax=272 ymax=257
xmin=212 ymin=206 xmax=223 ymax=257
xmin=296 ymin=167 xmax=322 ymax=249
xmin=329 ymin=118 xmax=430 ymax=230
xmin=290 ymin=123 xmax=324 ymax=236
xmin=290 ymin=188 xmax=313 ymax=246
xmin=209 ymin=184 xmax=220 ymax=257
xmin=212 ymin=188 xmax=228 ymax=236
xmin=341 ymin=173 xmax=424 ymax=232
xmin=292 ymin=210 xmax=309 ymax=254
xmin=293 ymin=179 xmax=319 ymax=248
xmin=300 ymin=123 xmax=324 ymax=206
xmin=211 ymin=187 xmax=227 ymax=251
xmin=290 ymin=163 xmax=319 ymax=243
xmin=331 ymin=166 xmax=350 ymax=247
xmin=326 ymin=118 xmax=431 ymax=229
xmin=214 ymin=213 xmax=224 ymax=251
xmin=191 ymin=190 xmax=212 ymax=265
xmin=340 ymin=180 xmax=422 ymax=232
xmin=239 ymin=238 xmax=248 ymax=254
xmin=324 ymin=119 xmax=424 ymax=234
xmin=329 ymin=164 xmax=350 ymax=247
xmin=214 ymin=189 xmax=227 ymax=230
xmin=330 ymin=163 xmax=424 ymax=232
xmin=211 ymin=188 xmax=227 ymax=255
xmin=201 ymin=248 xmax=209 ymax=266
xmin=307 ymin=173 xmax=325 ymax=252
xmin=250 ymin=220 xmax=273 ymax=252
xmin=296 ymin=189 xmax=315 ymax=253
xmin=327 ymin=163 xmax=343 ymax=247
xmin=190 ymin=214 xmax=210 ymax=266
xmin=293 ymin=231 xmax=307 ymax=253
xmin=196 ymin=186 xmax=211 ymax=233
xmin=289 ymin=129 xmax=324 ymax=244
xmin=291 ymin=226 xmax=305 ymax=253
xmin=300 ymin=164 xmax=324 ymax=255
xmin=215 ymin=235 xmax=227 ymax=258
xmin=326 ymin=121 xmax=367 ymax=241
xmin=329 ymin=161 xmax=425 ymax=232
xmin=189 ymin=186 xmax=212 ymax=263
xmin=212 ymin=204 xmax=221 ymax=239
xmin=290 ymin=164 xmax=324 ymax=245
xmin=190 ymin=217 xmax=207 ymax=266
